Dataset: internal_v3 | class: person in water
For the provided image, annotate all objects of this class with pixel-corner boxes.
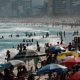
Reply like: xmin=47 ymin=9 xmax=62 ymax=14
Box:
xmin=5 ymin=50 xmax=10 ymax=61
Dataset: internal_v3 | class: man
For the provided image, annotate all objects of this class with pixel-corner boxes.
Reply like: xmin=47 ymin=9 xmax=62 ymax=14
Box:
xmin=68 ymin=43 xmax=72 ymax=51
xmin=5 ymin=50 xmax=10 ymax=61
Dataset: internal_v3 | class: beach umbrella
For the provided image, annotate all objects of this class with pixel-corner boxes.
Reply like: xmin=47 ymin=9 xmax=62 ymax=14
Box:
xmin=57 ymin=51 xmax=79 ymax=60
xmin=37 ymin=64 xmax=68 ymax=75
xmin=67 ymin=71 xmax=80 ymax=80
xmin=60 ymin=57 xmax=80 ymax=68
xmin=0 ymin=59 xmax=7 ymax=67
xmin=0 ymin=60 xmax=23 ymax=72
xmin=9 ymin=50 xmax=47 ymax=61
xmin=48 ymin=46 xmax=66 ymax=53
xmin=52 ymin=44 xmax=66 ymax=48
xmin=61 ymin=56 xmax=74 ymax=61
xmin=72 ymin=49 xmax=80 ymax=54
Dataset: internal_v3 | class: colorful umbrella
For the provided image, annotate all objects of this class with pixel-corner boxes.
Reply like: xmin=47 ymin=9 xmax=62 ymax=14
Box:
xmin=68 ymin=71 xmax=80 ymax=80
xmin=72 ymin=49 xmax=80 ymax=54
xmin=52 ymin=44 xmax=66 ymax=48
xmin=9 ymin=50 xmax=47 ymax=61
xmin=57 ymin=51 xmax=79 ymax=60
xmin=0 ymin=60 xmax=23 ymax=72
xmin=60 ymin=57 xmax=80 ymax=68
xmin=61 ymin=56 xmax=74 ymax=61
xmin=48 ymin=46 xmax=66 ymax=52
xmin=37 ymin=64 xmax=68 ymax=75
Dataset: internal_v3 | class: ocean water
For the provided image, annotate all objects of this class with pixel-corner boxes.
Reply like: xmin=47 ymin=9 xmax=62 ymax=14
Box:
xmin=0 ymin=23 xmax=78 ymax=61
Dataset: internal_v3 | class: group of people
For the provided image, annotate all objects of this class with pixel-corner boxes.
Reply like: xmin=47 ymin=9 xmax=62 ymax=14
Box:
xmin=0 ymin=64 xmax=33 ymax=80
xmin=25 ymin=32 xmax=36 ymax=37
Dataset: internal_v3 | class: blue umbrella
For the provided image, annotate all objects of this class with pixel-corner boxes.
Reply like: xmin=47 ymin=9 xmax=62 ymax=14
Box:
xmin=72 ymin=49 xmax=80 ymax=54
xmin=61 ymin=56 xmax=74 ymax=61
xmin=48 ymin=46 xmax=66 ymax=52
xmin=37 ymin=64 xmax=68 ymax=75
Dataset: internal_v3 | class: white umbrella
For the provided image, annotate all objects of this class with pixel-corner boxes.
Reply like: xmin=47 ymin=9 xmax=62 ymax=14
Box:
xmin=0 ymin=60 xmax=23 ymax=72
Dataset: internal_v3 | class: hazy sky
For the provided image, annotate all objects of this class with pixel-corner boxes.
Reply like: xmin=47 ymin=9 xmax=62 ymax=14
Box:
xmin=32 ymin=0 xmax=45 ymax=7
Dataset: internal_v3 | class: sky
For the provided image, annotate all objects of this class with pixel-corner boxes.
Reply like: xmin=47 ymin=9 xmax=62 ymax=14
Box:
xmin=32 ymin=0 xmax=45 ymax=7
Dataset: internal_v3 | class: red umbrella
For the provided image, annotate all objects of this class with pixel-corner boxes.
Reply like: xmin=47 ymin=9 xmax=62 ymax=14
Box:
xmin=68 ymin=71 xmax=80 ymax=80
xmin=45 ymin=49 xmax=52 ymax=54
xmin=60 ymin=57 xmax=80 ymax=69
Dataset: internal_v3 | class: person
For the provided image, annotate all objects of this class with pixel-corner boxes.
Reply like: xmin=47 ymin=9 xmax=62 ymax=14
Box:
xmin=68 ymin=43 xmax=72 ymax=51
xmin=17 ymin=44 xmax=19 ymax=50
xmin=16 ymin=71 xmax=25 ymax=80
xmin=34 ymin=58 xmax=39 ymax=71
xmin=46 ymin=54 xmax=52 ymax=64
xmin=21 ymin=65 xmax=28 ymax=76
xmin=36 ymin=41 xmax=39 ymax=47
xmin=60 ymin=40 xmax=63 ymax=44
xmin=9 ymin=65 xmax=16 ymax=79
xmin=2 ymin=36 xmax=4 ymax=39
xmin=23 ymin=44 xmax=26 ymax=50
xmin=64 ymin=31 xmax=65 ymax=37
xmin=34 ymin=57 xmax=42 ymax=71
xmin=48 ymin=70 xmax=52 ymax=79
xmin=23 ymin=39 xmax=25 ymax=42
xmin=28 ymin=75 xmax=34 ymax=80
xmin=43 ymin=35 xmax=44 ymax=38
xmin=5 ymin=50 xmax=10 ymax=61
xmin=78 ymin=43 xmax=80 ymax=51
xmin=27 ymin=43 xmax=29 ymax=46
xmin=11 ymin=34 xmax=12 ymax=38
xmin=32 ymin=38 xmax=33 ymax=42
xmin=2 ymin=68 xmax=13 ymax=80
xmin=57 ymin=42 xmax=59 ymax=45
xmin=37 ymin=45 xmax=40 ymax=51
xmin=19 ymin=44 xmax=22 ymax=52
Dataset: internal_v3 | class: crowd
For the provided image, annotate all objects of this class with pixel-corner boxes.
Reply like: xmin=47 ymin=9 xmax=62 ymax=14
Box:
xmin=1 ymin=25 xmax=80 ymax=80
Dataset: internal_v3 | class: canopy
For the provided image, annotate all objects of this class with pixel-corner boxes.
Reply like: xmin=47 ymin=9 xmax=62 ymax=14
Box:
xmin=48 ymin=46 xmax=66 ymax=52
xmin=68 ymin=71 xmax=80 ymax=80
xmin=57 ymin=51 xmax=79 ymax=60
xmin=9 ymin=50 xmax=47 ymax=61
xmin=60 ymin=57 xmax=80 ymax=68
xmin=37 ymin=64 xmax=68 ymax=75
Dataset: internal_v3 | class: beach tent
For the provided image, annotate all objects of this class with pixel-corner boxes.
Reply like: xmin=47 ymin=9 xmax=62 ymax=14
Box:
xmin=48 ymin=46 xmax=66 ymax=53
xmin=0 ymin=60 xmax=23 ymax=72
xmin=9 ymin=50 xmax=47 ymax=61
xmin=37 ymin=64 xmax=68 ymax=75
xmin=60 ymin=57 xmax=80 ymax=69
xmin=57 ymin=51 xmax=79 ymax=60
xmin=67 ymin=71 xmax=80 ymax=80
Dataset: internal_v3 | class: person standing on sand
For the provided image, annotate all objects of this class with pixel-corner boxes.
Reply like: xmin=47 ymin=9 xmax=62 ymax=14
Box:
xmin=68 ymin=43 xmax=72 ymax=51
xmin=37 ymin=45 xmax=40 ymax=51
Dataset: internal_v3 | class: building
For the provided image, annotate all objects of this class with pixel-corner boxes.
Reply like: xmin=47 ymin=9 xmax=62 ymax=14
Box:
xmin=47 ymin=0 xmax=52 ymax=14
xmin=52 ymin=0 xmax=80 ymax=14
xmin=22 ymin=0 xmax=32 ymax=15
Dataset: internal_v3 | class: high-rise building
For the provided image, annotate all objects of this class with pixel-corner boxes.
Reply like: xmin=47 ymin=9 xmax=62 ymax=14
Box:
xmin=22 ymin=0 xmax=32 ymax=15
xmin=47 ymin=0 xmax=52 ymax=14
